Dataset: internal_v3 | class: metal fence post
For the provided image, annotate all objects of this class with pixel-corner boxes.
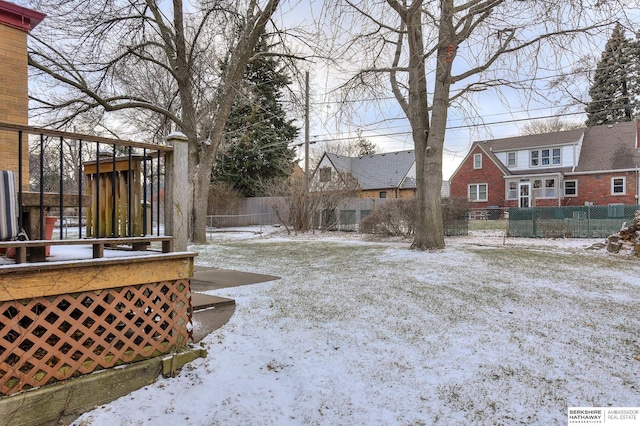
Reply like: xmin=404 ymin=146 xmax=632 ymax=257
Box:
xmin=165 ymin=132 xmax=189 ymax=251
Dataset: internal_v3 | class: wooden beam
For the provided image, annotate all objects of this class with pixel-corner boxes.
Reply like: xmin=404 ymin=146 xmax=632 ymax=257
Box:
xmin=21 ymin=192 xmax=91 ymax=207
xmin=0 ymin=253 xmax=195 ymax=301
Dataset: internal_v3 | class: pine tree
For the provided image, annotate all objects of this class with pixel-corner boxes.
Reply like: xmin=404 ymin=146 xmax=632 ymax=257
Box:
xmin=212 ymin=35 xmax=299 ymax=197
xmin=355 ymin=129 xmax=377 ymax=156
xmin=585 ymin=24 xmax=637 ymax=126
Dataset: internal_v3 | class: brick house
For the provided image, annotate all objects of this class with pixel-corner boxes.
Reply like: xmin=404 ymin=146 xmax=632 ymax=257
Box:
xmin=450 ymin=121 xmax=640 ymax=210
xmin=313 ymin=150 xmax=452 ymax=199
xmin=0 ymin=1 xmax=45 ymax=190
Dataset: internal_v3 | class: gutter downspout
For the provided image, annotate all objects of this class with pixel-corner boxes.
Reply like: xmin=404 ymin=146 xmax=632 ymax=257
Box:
xmin=636 ymin=166 xmax=639 ymax=206
xmin=558 ymin=173 xmax=561 ymax=207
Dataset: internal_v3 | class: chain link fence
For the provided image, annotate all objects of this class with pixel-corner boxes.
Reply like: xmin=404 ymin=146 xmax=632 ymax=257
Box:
xmin=206 ymin=197 xmax=469 ymax=236
xmin=507 ymin=205 xmax=640 ymax=238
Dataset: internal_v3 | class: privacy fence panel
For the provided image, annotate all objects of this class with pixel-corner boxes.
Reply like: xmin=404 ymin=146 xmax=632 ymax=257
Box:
xmin=507 ymin=205 xmax=640 ymax=238
xmin=207 ymin=197 xmax=281 ymax=227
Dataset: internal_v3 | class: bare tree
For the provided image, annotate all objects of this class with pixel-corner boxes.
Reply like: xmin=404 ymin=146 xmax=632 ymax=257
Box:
xmin=328 ymin=0 xmax=632 ymax=250
xmin=264 ymin=169 xmax=360 ymax=234
xmin=26 ymin=0 xmax=284 ymax=243
xmin=264 ymin=174 xmax=317 ymax=234
xmin=520 ymin=118 xmax=584 ymax=136
xmin=28 ymin=136 xmax=89 ymax=194
xmin=312 ymin=172 xmax=361 ymax=231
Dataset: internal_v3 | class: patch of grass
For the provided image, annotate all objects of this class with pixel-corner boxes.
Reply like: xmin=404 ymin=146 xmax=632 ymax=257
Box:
xmin=190 ymin=232 xmax=640 ymax=424
xmin=468 ymin=219 xmax=508 ymax=232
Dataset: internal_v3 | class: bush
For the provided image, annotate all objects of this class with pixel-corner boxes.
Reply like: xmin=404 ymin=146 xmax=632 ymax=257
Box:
xmin=442 ymin=197 xmax=469 ymax=223
xmin=208 ymin=181 xmax=243 ymax=215
xmin=360 ymin=197 xmax=468 ymax=237
xmin=360 ymin=199 xmax=416 ymax=237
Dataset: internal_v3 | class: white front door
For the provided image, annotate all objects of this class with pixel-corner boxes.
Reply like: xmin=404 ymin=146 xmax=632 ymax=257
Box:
xmin=518 ymin=182 xmax=531 ymax=208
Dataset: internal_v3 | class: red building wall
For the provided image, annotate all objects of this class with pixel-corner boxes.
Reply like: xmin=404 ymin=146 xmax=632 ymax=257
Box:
xmin=566 ymin=172 xmax=639 ymax=206
xmin=450 ymin=145 xmax=506 ymax=208
xmin=452 ymin=146 xmax=640 ymax=209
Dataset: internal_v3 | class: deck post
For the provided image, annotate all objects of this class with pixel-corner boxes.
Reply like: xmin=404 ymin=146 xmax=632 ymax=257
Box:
xmin=165 ymin=132 xmax=189 ymax=251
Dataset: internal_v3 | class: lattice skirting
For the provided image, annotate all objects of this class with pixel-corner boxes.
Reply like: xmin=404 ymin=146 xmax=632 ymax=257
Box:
xmin=0 ymin=279 xmax=192 ymax=396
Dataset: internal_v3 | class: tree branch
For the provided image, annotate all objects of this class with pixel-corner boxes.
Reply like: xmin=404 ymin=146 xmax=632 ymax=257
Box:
xmin=451 ymin=24 xmax=608 ymax=83
xmin=390 ymin=21 xmax=409 ymax=118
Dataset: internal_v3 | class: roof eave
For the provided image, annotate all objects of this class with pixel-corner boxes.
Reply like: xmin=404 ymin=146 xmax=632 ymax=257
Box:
xmin=0 ymin=1 xmax=46 ymax=32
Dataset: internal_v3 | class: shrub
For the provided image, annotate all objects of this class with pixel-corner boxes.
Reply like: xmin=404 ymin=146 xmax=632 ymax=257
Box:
xmin=360 ymin=197 xmax=468 ymax=237
xmin=360 ymin=199 xmax=416 ymax=237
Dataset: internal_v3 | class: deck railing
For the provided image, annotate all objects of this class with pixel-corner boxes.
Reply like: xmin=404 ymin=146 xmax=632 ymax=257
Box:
xmin=0 ymin=123 xmax=195 ymax=398
xmin=1 ymin=122 xmax=172 ymax=238
xmin=0 ymin=122 xmax=189 ymax=261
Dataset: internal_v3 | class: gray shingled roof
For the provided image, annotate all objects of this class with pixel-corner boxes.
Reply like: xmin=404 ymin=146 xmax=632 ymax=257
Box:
xmin=481 ymin=127 xmax=585 ymax=152
xmin=325 ymin=150 xmax=415 ymax=190
xmin=574 ymin=121 xmax=640 ymax=172
xmin=473 ymin=121 xmax=639 ymax=173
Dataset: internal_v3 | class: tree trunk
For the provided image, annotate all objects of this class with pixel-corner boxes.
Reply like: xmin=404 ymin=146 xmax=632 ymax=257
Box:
xmin=192 ymin=159 xmax=213 ymax=244
xmin=190 ymin=0 xmax=281 ymax=244
xmin=412 ymin=0 xmax=455 ymax=250
xmin=397 ymin=1 xmax=445 ymax=251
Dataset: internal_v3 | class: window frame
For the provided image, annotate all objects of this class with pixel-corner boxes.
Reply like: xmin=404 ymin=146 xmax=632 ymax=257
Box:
xmin=473 ymin=153 xmax=482 ymax=169
xmin=530 ymin=148 xmax=561 ymax=167
xmin=468 ymin=183 xmax=488 ymax=202
xmin=507 ymin=152 xmax=517 ymax=167
xmin=544 ymin=178 xmax=556 ymax=198
xmin=507 ymin=181 xmax=518 ymax=200
xmin=532 ymin=177 xmax=558 ymax=199
xmin=611 ymin=177 xmax=626 ymax=195
xmin=563 ymin=180 xmax=577 ymax=197
xmin=541 ymin=149 xmax=550 ymax=166
xmin=319 ymin=167 xmax=332 ymax=183
xmin=379 ymin=191 xmax=387 ymax=199
xmin=530 ymin=150 xmax=539 ymax=167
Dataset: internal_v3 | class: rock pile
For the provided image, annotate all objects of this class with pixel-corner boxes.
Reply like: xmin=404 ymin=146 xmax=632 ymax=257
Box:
xmin=606 ymin=210 xmax=640 ymax=257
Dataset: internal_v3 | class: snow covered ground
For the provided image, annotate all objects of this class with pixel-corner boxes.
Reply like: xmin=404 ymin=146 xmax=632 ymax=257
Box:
xmin=72 ymin=227 xmax=640 ymax=425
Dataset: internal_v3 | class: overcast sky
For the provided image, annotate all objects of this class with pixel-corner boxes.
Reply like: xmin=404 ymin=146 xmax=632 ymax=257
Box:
xmin=19 ymin=0 xmax=640 ymax=179
xmin=277 ymin=1 xmax=640 ymax=179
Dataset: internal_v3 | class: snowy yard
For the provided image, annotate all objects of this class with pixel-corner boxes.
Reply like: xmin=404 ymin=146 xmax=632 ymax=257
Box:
xmin=73 ymin=228 xmax=640 ymax=425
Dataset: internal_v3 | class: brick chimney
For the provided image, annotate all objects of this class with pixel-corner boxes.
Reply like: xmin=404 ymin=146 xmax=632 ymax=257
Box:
xmin=0 ymin=1 xmax=45 ymax=188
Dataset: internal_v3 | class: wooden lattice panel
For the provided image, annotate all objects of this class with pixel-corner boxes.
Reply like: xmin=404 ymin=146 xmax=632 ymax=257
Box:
xmin=0 ymin=279 xmax=191 ymax=395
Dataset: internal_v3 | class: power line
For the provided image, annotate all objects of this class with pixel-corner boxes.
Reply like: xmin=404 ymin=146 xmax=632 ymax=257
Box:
xmin=290 ymin=103 xmax=640 ymax=149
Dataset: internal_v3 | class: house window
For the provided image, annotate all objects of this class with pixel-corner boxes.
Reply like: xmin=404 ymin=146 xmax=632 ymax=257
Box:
xmin=545 ymin=179 xmax=556 ymax=198
xmin=319 ymin=167 xmax=331 ymax=182
xmin=507 ymin=181 xmax=517 ymax=199
xmin=533 ymin=178 xmax=557 ymax=198
xmin=611 ymin=177 xmax=626 ymax=195
xmin=530 ymin=150 xmax=539 ymax=167
xmin=468 ymin=183 xmax=488 ymax=202
xmin=541 ymin=149 xmax=550 ymax=166
xmin=507 ymin=152 xmax=517 ymax=167
xmin=473 ymin=153 xmax=482 ymax=169
xmin=530 ymin=149 xmax=561 ymax=167
xmin=379 ymin=191 xmax=387 ymax=198
xmin=533 ymin=179 xmax=542 ymax=197
xmin=564 ymin=180 xmax=577 ymax=197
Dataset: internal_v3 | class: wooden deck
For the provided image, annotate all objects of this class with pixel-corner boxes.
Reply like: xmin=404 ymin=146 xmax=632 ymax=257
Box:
xmin=0 ymin=248 xmax=195 ymax=396
xmin=0 ymin=236 xmax=173 ymax=264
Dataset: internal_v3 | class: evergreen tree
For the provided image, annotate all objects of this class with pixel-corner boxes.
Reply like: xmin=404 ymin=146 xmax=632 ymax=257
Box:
xmin=212 ymin=35 xmax=299 ymax=197
xmin=355 ymin=129 xmax=377 ymax=156
xmin=585 ymin=24 xmax=637 ymax=126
